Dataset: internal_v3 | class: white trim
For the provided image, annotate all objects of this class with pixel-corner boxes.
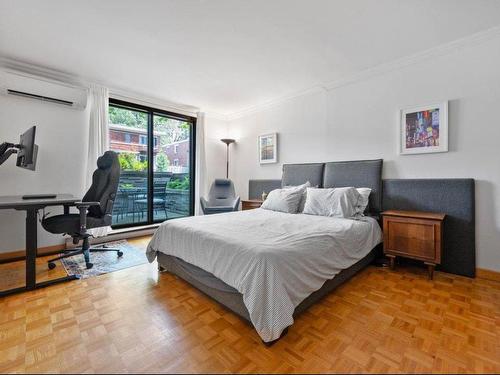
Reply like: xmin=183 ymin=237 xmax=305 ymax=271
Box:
xmin=226 ymin=87 xmax=326 ymax=121
xmin=226 ymin=25 xmax=500 ymax=121
xmin=109 ymin=91 xmax=198 ymax=118
xmin=204 ymin=111 xmax=229 ymax=121
xmin=0 ymin=56 xmax=86 ymax=89
xmin=324 ymin=26 xmax=500 ymax=92
xmin=65 ymin=225 xmax=158 ymax=248
xmin=0 ymin=56 xmax=199 ymax=117
xmin=3 ymin=25 xmax=500 ymax=121
xmin=110 ymin=224 xmax=159 ymax=235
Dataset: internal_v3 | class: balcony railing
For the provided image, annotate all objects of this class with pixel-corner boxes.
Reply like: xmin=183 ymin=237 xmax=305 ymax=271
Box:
xmin=112 ymin=170 xmax=190 ymax=226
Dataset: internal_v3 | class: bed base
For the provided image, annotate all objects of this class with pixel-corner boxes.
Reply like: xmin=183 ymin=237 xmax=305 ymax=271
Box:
xmin=156 ymin=245 xmax=380 ymax=344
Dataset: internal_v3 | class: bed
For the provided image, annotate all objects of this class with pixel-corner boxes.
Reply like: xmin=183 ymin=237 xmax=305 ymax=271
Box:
xmin=146 ymin=159 xmax=384 ymax=343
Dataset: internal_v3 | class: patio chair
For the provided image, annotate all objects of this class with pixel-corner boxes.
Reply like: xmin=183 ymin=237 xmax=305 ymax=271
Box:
xmin=134 ymin=178 xmax=169 ymax=220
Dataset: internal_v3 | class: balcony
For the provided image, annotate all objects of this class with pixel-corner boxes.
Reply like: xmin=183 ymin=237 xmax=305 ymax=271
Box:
xmin=112 ymin=170 xmax=190 ymax=227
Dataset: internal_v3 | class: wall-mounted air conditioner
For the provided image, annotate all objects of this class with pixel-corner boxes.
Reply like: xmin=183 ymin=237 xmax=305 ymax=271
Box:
xmin=0 ymin=70 xmax=88 ymax=110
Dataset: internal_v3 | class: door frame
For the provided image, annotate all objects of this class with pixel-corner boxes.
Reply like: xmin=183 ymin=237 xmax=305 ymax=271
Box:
xmin=109 ymin=98 xmax=197 ymax=229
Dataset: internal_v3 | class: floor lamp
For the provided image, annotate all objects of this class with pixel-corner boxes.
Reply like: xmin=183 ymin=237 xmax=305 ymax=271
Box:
xmin=220 ymin=138 xmax=235 ymax=179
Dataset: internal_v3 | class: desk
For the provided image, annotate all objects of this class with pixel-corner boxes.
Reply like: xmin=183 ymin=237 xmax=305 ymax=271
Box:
xmin=0 ymin=194 xmax=79 ymax=296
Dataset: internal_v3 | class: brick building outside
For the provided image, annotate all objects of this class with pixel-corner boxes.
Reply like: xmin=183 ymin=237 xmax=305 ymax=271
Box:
xmin=109 ymin=124 xmax=161 ymax=162
xmin=163 ymin=139 xmax=190 ymax=171
xmin=109 ymin=124 xmax=189 ymax=172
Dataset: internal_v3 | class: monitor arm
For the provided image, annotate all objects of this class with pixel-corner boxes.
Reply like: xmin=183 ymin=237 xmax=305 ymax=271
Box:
xmin=0 ymin=142 xmax=19 ymax=166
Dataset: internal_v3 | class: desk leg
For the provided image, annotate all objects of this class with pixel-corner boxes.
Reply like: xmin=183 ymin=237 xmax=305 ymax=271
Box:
xmin=25 ymin=208 xmax=38 ymax=290
xmin=0 ymin=204 xmax=79 ymax=298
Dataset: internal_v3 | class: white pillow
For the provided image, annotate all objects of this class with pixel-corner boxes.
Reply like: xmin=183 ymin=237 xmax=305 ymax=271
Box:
xmin=283 ymin=181 xmax=311 ymax=212
xmin=356 ymin=188 xmax=372 ymax=216
xmin=261 ymin=185 xmax=306 ymax=214
xmin=303 ymin=187 xmax=361 ymax=218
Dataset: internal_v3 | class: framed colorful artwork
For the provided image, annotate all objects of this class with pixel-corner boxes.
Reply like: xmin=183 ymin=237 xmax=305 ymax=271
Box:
xmin=400 ymin=102 xmax=448 ymax=155
xmin=259 ymin=133 xmax=278 ymax=164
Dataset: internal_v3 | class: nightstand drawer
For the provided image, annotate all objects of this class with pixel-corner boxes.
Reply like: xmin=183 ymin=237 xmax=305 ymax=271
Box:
xmin=385 ymin=219 xmax=438 ymax=260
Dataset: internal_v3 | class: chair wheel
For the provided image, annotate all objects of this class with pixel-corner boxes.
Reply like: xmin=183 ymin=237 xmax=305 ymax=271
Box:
xmin=48 ymin=262 xmax=56 ymax=270
xmin=117 ymin=251 xmax=124 ymax=257
xmin=86 ymin=262 xmax=93 ymax=269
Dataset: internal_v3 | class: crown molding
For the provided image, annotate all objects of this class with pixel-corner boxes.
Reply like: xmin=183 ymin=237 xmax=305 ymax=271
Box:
xmin=108 ymin=89 xmax=199 ymax=118
xmin=225 ymin=25 xmax=500 ymax=121
xmin=324 ymin=25 xmax=500 ymax=91
xmin=3 ymin=24 xmax=500 ymax=122
xmin=0 ymin=55 xmax=200 ymax=117
xmin=225 ymin=86 xmax=328 ymax=121
xmin=0 ymin=55 xmax=87 ymax=89
xmin=204 ymin=111 xmax=230 ymax=121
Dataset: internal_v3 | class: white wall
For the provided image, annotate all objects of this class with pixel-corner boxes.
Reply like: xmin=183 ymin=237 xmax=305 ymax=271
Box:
xmin=204 ymin=115 xmax=229 ymax=186
xmin=226 ymin=36 xmax=500 ymax=271
xmin=0 ymin=80 xmax=227 ymax=254
xmin=0 ymin=93 xmax=89 ymax=253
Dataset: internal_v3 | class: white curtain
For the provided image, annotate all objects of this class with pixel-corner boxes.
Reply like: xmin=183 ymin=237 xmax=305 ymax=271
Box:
xmin=86 ymin=84 xmax=110 ymax=237
xmin=194 ymin=112 xmax=207 ymax=215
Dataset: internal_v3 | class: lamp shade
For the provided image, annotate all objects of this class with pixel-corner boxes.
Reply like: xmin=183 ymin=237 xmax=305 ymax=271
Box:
xmin=220 ymin=138 xmax=235 ymax=145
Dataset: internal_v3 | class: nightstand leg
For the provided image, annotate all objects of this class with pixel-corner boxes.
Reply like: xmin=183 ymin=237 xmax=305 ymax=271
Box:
xmin=387 ymin=255 xmax=396 ymax=270
xmin=425 ymin=262 xmax=435 ymax=280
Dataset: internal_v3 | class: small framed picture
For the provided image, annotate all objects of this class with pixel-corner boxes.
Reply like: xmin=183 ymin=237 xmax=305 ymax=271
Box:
xmin=259 ymin=133 xmax=278 ymax=164
xmin=400 ymin=101 xmax=448 ymax=155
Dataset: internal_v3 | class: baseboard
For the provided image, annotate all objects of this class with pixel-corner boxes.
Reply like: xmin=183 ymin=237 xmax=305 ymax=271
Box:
xmin=0 ymin=228 xmax=153 ymax=263
xmin=0 ymin=243 xmax=66 ymax=264
xmin=65 ymin=229 xmax=155 ymax=249
xmin=476 ymin=268 xmax=500 ymax=282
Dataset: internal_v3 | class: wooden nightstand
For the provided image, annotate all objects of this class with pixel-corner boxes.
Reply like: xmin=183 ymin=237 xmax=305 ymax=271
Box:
xmin=241 ymin=199 xmax=263 ymax=210
xmin=382 ymin=210 xmax=446 ymax=280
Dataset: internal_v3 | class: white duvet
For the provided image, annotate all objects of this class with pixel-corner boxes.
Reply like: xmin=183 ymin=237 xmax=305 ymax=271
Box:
xmin=146 ymin=208 xmax=382 ymax=342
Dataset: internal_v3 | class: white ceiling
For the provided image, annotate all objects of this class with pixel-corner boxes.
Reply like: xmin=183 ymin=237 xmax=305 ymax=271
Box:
xmin=1 ymin=0 xmax=500 ymax=115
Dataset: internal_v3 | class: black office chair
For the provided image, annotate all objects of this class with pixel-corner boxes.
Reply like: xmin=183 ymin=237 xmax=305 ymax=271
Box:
xmin=42 ymin=151 xmax=122 ymax=269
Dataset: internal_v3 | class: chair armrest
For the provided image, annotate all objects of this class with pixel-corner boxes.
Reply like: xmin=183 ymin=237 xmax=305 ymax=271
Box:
xmin=74 ymin=201 xmax=100 ymax=208
xmin=73 ymin=202 xmax=100 ymax=233
xmin=200 ymin=197 xmax=209 ymax=210
xmin=232 ymin=197 xmax=241 ymax=211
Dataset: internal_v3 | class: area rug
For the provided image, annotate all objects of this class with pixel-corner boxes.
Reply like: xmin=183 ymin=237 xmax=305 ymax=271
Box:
xmin=60 ymin=240 xmax=148 ymax=279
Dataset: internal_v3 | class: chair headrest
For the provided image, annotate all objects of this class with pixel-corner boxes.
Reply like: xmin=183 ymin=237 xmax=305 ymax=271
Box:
xmin=97 ymin=151 xmax=116 ymax=170
xmin=214 ymin=179 xmax=231 ymax=186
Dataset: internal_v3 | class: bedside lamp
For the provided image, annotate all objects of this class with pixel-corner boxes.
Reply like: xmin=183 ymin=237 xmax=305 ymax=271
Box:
xmin=220 ymin=138 xmax=235 ymax=179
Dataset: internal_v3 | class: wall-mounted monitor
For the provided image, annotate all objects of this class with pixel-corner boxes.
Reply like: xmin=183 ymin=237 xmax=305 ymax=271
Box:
xmin=16 ymin=126 xmax=38 ymax=171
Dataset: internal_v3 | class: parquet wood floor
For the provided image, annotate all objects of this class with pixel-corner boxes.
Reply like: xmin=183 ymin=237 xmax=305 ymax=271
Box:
xmin=0 ymin=236 xmax=499 ymax=373
xmin=0 ymin=258 xmax=67 ymax=291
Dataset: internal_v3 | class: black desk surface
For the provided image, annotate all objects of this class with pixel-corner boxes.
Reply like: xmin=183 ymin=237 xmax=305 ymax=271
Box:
xmin=0 ymin=194 xmax=77 ymax=209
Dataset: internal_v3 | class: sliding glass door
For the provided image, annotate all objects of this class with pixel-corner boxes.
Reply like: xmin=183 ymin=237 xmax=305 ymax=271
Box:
xmin=153 ymin=114 xmax=192 ymax=221
xmin=108 ymin=99 xmax=196 ymax=229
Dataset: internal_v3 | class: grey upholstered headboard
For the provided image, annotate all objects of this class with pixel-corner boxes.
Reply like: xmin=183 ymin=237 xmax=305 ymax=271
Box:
xmin=281 ymin=163 xmax=324 ymax=188
xmin=248 ymin=163 xmax=476 ymax=278
xmin=383 ymin=179 xmax=475 ymax=277
xmin=249 ymin=179 xmax=282 ymax=200
xmin=280 ymin=159 xmax=383 ymax=215
xmin=323 ymin=159 xmax=383 ymax=214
